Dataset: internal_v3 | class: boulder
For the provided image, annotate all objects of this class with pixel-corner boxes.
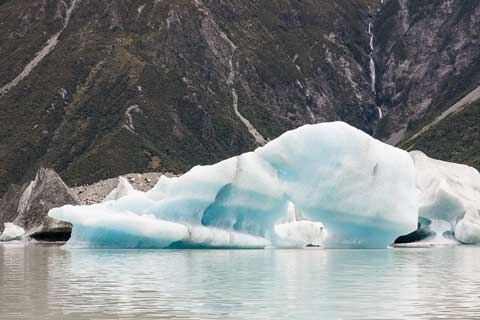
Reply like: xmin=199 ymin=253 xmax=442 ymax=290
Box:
xmin=0 ymin=168 xmax=79 ymax=241
xmin=0 ymin=184 xmax=25 ymax=233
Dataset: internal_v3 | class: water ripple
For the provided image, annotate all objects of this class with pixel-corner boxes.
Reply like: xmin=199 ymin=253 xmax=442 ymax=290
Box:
xmin=1 ymin=245 xmax=480 ymax=319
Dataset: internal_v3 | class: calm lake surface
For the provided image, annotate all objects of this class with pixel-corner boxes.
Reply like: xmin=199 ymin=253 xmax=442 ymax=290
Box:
xmin=1 ymin=244 xmax=480 ymax=319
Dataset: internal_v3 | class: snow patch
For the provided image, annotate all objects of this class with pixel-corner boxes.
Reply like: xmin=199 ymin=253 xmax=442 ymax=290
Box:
xmin=123 ymin=104 xmax=142 ymax=134
xmin=58 ymin=88 xmax=68 ymax=99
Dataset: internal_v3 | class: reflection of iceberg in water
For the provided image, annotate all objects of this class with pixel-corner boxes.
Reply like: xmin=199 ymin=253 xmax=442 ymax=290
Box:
xmin=50 ymin=122 xmax=419 ymax=249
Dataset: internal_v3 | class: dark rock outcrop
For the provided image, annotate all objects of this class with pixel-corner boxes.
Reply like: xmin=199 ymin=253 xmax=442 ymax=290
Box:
xmin=0 ymin=168 xmax=79 ymax=240
xmin=0 ymin=184 xmax=25 ymax=234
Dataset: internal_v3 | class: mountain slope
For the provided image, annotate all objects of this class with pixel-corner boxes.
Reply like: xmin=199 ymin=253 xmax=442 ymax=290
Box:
xmin=0 ymin=0 xmax=479 ymax=195
xmin=401 ymin=98 xmax=480 ymax=169
xmin=374 ymin=0 xmax=480 ymax=145
xmin=0 ymin=0 xmax=380 ymax=193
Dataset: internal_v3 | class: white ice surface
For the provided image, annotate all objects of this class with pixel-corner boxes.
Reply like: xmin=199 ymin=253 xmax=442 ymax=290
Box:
xmin=455 ymin=207 xmax=480 ymax=244
xmin=411 ymin=151 xmax=480 ymax=244
xmin=0 ymin=223 xmax=25 ymax=242
xmin=50 ymin=122 xmax=419 ymax=249
xmin=103 ymin=177 xmax=137 ymax=202
xmin=274 ymin=202 xmax=327 ymax=247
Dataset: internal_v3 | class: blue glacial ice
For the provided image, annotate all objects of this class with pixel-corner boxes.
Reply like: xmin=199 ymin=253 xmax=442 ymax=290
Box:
xmin=50 ymin=122 xmax=421 ymax=249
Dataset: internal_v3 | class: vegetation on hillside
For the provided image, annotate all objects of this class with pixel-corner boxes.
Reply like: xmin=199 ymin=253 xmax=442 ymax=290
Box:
xmin=403 ymin=99 xmax=480 ymax=171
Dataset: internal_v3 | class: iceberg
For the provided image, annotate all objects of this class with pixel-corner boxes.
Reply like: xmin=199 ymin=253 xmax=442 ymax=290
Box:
xmin=455 ymin=207 xmax=480 ymax=244
xmin=408 ymin=151 xmax=480 ymax=245
xmin=102 ymin=177 xmax=137 ymax=202
xmin=0 ymin=223 xmax=25 ymax=241
xmin=50 ymin=122 xmax=419 ymax=249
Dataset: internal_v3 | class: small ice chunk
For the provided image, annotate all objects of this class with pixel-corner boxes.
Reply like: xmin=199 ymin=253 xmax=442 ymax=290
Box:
xmin=103 ymin=177 xmax=136 ymax=202
xmin=455 ymin=207 xmax=480 ymax=244
xmin=0 ymin=223 xmax=25 ymax=241
xmin=274 ymin=202 xmax=327 ymax=247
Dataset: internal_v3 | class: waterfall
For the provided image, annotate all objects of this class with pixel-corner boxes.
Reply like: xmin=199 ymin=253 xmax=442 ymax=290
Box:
xmin=368 ymin=21 xmax=383 ymax=120
xmin=368 ymin=23 xmax=376 ymax=94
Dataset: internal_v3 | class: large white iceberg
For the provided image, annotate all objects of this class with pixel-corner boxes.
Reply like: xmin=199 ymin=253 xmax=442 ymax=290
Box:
xmin=50 ymin=122 xmax=419 ymax=249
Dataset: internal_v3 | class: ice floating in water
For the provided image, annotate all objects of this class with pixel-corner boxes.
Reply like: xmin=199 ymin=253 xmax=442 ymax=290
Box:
xmin=455 ymin=207 xmax=480 ymax=244
xmin=49 ymin=125 xmax=480 ymax=248
xmin=411 ymin=151 xmax=480 ymax=244
xmin=50 ymin=122 xmax=419 ymax=249
xmin=0 ymin=223 xmax=25 ymax=241
xmin=274 ymin=202 xmax=326 ymax=247
xmin=412 ymin=151 xmax=480 ymax=225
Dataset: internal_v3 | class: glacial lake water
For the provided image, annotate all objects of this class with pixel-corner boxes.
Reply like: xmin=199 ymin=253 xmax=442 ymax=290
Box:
xmin=1 ymin=244 xmax=480 ymax=319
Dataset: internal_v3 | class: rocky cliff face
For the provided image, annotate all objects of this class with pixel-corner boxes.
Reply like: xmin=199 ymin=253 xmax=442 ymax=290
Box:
xmin=0 ymin=0 xmax=478 ymax=194
xmin=374 ymin=0 xmax=480 ymax=145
